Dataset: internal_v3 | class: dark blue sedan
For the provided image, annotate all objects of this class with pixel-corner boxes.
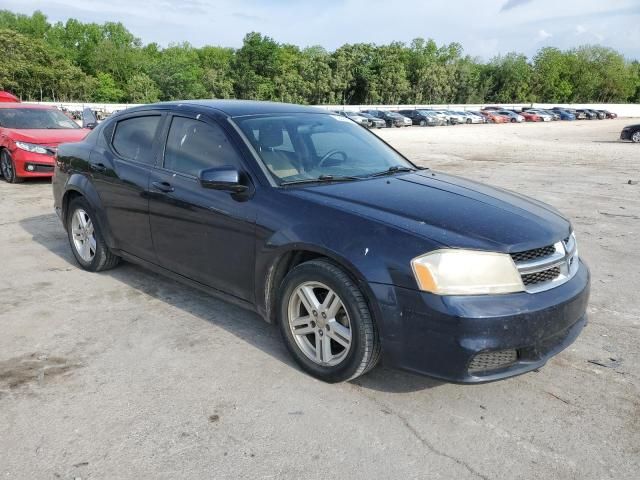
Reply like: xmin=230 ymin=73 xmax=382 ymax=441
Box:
xmin=52 ymin=100 xmax=590 ymax=383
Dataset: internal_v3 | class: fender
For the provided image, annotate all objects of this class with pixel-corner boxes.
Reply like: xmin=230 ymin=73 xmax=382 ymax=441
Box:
xmin=62 ymin=173 xmax=117 ymax=249
xmin=255 ymin=238 xmax=388 ymax=336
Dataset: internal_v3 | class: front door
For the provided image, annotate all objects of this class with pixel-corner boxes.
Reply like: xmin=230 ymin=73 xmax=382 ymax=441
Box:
xmin=147 ymin=113 xmax=256 ymax=302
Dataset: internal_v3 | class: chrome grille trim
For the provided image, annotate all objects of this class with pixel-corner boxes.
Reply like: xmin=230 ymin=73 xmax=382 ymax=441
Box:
xmin=511 ymin=233 xmax=579 ymax=294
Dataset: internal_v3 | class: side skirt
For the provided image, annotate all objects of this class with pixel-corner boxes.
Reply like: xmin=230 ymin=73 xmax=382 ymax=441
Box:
xmin=116 ymin=250 xmax=262 ymax=318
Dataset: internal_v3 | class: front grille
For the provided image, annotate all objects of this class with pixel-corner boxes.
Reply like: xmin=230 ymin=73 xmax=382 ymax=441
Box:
xmin=469 ymin=349 xmax=518 ymax=374
xmin=510 ymin=245 xmax=555 ymax=263
xmin=522 ymin=266 xmax=561 ymax=286
xmin=509 ymin=235 xmax=578 ymax=293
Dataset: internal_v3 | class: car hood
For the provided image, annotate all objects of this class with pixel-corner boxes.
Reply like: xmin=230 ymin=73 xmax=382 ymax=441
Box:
xmin=285 ymin=171 xmax=570 ymax=253
xmin=4 ymin=128 xmax=90 ymax=146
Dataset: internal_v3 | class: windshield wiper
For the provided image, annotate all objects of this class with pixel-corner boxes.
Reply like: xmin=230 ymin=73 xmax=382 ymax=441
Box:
xmin=367 ymin=166 xmax=416 ymax=178
xmin=280 ymin=174 xmax=361 ymax=186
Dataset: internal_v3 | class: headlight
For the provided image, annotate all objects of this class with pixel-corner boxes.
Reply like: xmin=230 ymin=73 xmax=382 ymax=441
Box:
xmin=15 ymin=141 xmax=49 ymax=155
xmin=411 ymin=249 xmax=524 ymax=295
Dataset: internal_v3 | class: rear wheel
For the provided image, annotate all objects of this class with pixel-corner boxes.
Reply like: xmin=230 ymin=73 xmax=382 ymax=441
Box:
xmin=67 ymin=197 xmax=120 ymax=272
xmin=0 ymin=150 xmax=23 ymax=183
xmin=632 ymin=131 xmax=640 ymax=143
xmin=278 ymin=259 xmax=380 ymax=383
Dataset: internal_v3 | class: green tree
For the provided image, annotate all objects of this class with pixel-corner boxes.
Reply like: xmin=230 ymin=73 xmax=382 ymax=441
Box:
xmin=126 ymin=73 xmax=160 ymax=103
xmin=532 ymin=47 xmax=572 ymax=102
xmin=1 ymin=8 xmax=639 ymax=105
xmin=93 ymin=72 xmax=123 ymax=102
xmin=198 ymin=46 xmax=235 ymax=98
xmin=148 ymin=43 xmax=206 ymax=100
xmin=485 ymin=53 xmax=533 ymax=103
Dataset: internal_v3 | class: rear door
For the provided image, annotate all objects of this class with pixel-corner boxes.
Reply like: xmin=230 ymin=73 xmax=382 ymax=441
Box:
xmin=147 ymin=112 xmax=256 ymax=301
xmin=90 ymin=111 xmax=164 ymax=261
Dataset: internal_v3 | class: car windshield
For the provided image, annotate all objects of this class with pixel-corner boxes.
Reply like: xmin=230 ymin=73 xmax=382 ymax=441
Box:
xmin=235 ymin=113 xmax=414 ymax=184
xmin=0 ymin=108 xmax=80 ymax=129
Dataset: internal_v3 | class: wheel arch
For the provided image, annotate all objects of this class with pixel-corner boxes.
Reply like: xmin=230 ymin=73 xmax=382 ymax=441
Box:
xmin=61 ymin=175 xmax=116 ymax=248
xmin=259 ymin=245 xmax=383 ymax=332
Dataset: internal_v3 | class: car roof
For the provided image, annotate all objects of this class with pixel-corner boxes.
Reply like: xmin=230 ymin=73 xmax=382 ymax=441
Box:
xmin=126 ymin=100 xmax=330 ymax=118
xmin=0 ymin=103 xmax=57 ymax=110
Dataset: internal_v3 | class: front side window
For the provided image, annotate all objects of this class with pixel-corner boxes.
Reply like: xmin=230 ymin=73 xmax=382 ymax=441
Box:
xmin=164 ymin=116 xmax=241 ymax=177
xmin=235 ymin=113 xmax=413 ymax=183
xmin=0 ymin=108 xmax=80 ymax=129
xmin=112 ymin=115 xmax=161 ymax=164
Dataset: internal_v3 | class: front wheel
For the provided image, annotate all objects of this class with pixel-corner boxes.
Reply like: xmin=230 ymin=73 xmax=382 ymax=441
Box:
xmin=419 ymin=119 xmax=426 ymax=126
xmin=67 ymin=197 xmax=120 ymax=272
xmin=632 ymin=131 xmax=640 ymax=143
xmin=0 ymin=150 xmax=23 ymax=183
xmin=278 ymin=259 xmax=380 ymax=383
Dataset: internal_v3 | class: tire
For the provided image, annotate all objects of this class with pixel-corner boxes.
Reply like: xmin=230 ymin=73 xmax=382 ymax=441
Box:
xmin=419 ymin=119 xmax=426 ymax=126
xmin=632 ymin=130 xmax=640 ymax=143
xmin=0 ymin=150 xmax=24 ymax=183
xmin=278 ymin=259 xmax=380 ymax=383
xmin=466 ymin=118 xmax=472 ymax=124
xmin=510 ymin=118 xmax=516 ymax=123
xmin=66 ymin=196 xmax=120 ymax=272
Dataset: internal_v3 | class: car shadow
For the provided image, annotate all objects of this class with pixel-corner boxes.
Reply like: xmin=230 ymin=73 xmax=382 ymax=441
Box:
xmin=19 ymin=213 xmax=442 ymax=393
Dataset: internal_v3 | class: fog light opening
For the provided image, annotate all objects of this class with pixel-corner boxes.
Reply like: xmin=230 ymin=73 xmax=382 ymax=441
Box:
xmin=26 ymin=164 xmax=35 ymax=172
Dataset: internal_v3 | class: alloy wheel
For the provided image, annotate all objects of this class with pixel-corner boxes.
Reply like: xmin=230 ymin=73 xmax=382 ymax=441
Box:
xmin=71 ymin=208 xmax=97 ymax=262
xmin=632 ymin=131 xmax=640 ymax=143
xmin=287 ymin=281 xmax=352 ymax=366
xmin=1 ymin=152 xmax=14 ymax=181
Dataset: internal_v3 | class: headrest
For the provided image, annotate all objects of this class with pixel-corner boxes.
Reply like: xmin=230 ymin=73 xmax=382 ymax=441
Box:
xmin=258 ymin=122 xmax=284 ymax=148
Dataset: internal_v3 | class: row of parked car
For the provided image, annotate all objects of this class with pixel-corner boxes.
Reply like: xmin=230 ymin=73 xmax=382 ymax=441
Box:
xmin=333 ymin=106 xmax=618 ymax=128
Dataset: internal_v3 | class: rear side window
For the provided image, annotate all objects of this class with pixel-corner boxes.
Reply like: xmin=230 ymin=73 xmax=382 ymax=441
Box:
xmin=163 ymin=116 xmax=241 ymax=177
xmin=112 ymin=115 xmax=161 ymax=164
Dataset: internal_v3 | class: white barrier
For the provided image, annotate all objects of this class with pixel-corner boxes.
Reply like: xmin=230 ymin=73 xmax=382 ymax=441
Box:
xmin=23 ymin=101 xmax=640 ymax=117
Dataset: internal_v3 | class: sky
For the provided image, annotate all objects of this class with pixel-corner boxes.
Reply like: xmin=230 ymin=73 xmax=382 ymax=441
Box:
xmin=3 ymin=0 xmax=640 ymax=59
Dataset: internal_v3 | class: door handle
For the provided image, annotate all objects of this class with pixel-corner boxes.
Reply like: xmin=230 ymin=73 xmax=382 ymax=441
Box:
xmin=90 ymin=163 xmax=107 ymax=173
xmin=151 ymin=181 xmax=174 ymax=193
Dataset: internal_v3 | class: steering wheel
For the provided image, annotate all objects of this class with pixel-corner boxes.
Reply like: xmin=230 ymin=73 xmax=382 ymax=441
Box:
xmin=318 ymin=150 xmax=347 ymax=168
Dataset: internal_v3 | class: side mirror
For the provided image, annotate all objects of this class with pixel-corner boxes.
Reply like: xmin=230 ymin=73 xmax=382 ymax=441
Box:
xmin=82 ymin=107 xmax=98 ymax=129
xmin=200 ymin=166 xmax=248 ymax=193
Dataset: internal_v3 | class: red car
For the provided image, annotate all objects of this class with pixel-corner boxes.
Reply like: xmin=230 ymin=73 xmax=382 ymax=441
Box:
xmin=0 ymin=91 xmax=20 ymax=103
xmin=0 ymin=104 xmax=90 ymax=183
xmin=519 ymin=111 xmax=542 ymax=122
xmin=480 ymin=111 xmax=510 ymax=123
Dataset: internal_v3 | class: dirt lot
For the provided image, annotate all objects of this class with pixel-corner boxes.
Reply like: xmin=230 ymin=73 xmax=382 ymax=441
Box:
xmin=1 ymin=119 xmax=638 ymax=480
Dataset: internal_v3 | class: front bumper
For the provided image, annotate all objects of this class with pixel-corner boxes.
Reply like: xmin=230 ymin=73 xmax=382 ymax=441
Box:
xmin=620 ymin=130 xmax=632 ymax=140
xmin=370 ymin=260 xmax=590 ymax=383
xmin=12 ymin=148 xmax=56 ymax=178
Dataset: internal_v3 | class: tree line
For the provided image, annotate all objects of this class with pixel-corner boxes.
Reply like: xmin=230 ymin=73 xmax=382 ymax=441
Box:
xmin=1 ymin=10 xmax=639 ymax=105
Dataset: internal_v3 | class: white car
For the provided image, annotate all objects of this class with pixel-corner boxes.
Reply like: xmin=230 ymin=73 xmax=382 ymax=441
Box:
xmin=429 ymin=110 xmax=452 ymax=124
xmin=445 ymin=111 xmax=468 ymax=124
xmin=395 ymin=113 xmax=413 ymax=127
xmin=455 ymin=111 xmax=484 ymax=124
xmin=334 ymin=111 xmax=370 ymax=127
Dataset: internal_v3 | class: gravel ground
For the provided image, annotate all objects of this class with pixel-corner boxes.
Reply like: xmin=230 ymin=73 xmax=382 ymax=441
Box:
xmin=1 ymin=118 xmax=638 ymax=480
